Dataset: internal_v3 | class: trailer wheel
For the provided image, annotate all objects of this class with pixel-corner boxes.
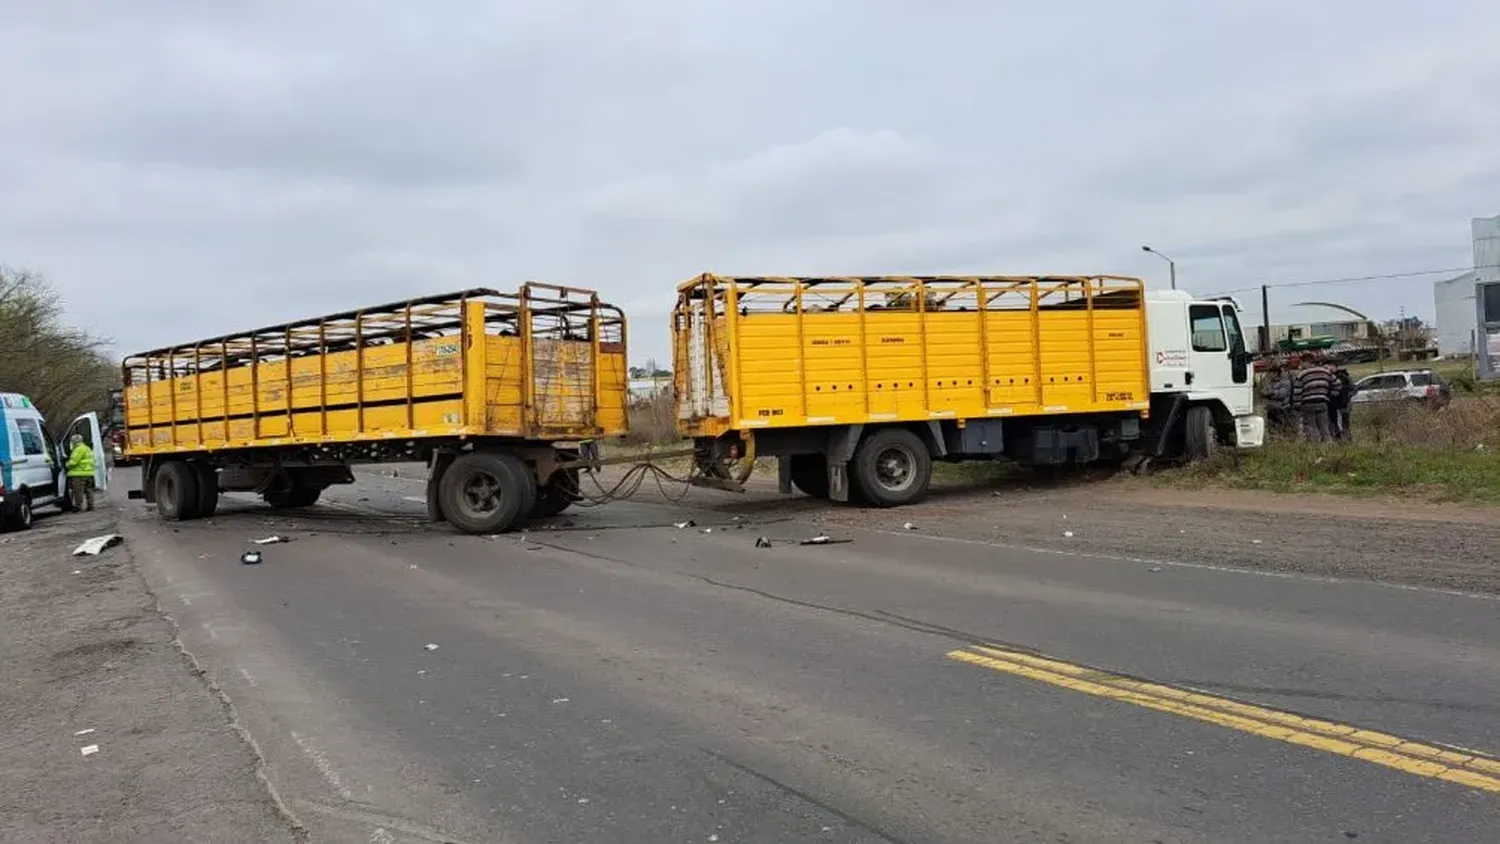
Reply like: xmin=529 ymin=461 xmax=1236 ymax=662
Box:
xmin=156 ymin=461 xmax=201 ymax=521
xmin=1183 ymin=405 xmax=1218 ymax=462
xmin=440 ymin=450 xmax=535 ymax=534
xmin=788 ymin=454 xmax=830 ymax=499
xmin=530 ymin=468 xmax=580 ymax=519
xmin=849 ymin=428 xmax=932 ymax=508
xmin=192 ymin=462 xmax=220 ymax=518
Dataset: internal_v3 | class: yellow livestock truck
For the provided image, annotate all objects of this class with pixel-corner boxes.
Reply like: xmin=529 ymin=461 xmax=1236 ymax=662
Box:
xmin=673 ymin=274 xmax=1264 ymax=506
xmin=122 ymin=284 xmax=628 ymax=534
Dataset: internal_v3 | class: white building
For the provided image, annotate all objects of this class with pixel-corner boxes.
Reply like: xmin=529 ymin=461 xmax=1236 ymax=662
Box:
xmin=1432 ymin=215 xmax=1500 ymax=377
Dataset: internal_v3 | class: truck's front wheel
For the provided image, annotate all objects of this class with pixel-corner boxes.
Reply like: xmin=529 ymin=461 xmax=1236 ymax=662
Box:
xmin=1184 ymin=405 xmax=1218 ymax=461
xmin=849 ymin=428 xmax=932 ymax=508
xmin=439 ymin=451 xmax=535 ymax=534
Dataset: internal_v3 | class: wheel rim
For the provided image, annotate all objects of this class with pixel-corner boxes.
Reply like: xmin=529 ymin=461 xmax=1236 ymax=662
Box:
xmin=874 ymin=445 xmax=918 ymax=493
xmin=458 ymin=470 xmax=505 ymax=515
xmin=20 ymin=500 xmax=31 ymax=526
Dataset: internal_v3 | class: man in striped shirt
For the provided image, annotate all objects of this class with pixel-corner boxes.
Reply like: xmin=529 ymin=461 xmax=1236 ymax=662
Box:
xmin=1291 ymin=359 xmax=1341 ymax=442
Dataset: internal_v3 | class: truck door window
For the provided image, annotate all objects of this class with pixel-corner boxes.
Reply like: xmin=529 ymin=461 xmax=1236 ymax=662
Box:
xmin=1221 ymin=305 xmax=1245 ymax=351
xmin=1189 ymin=305 xmax=1227 ymax=352
xmin=15 ymin=418 xmax=47 ymax=456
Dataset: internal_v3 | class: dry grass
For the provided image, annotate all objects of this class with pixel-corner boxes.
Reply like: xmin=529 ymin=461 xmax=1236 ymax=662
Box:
xmin=1170 ymin=395 xmax=1500 ymax=503
xmin=622 ymin=393 xmax=679 ymax=446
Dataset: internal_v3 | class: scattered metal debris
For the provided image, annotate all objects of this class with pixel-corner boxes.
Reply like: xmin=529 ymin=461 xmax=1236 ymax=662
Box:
xmin=1063 ymin=530 xmax=1074 ymax=538
xmin=71 ymin=534 xmax=122 ymax=556
xmin=80 ymin=745 xmax=99 ymax=757
xmin=673 ymin=520 xmax=696 ymax=529
xmin=902 ymin=522 xmax=917 ymax=531
xmin=799 ymin=534 xmax=851 ymax=546
xmin=74 ymin=728 xmax=95 ymax=737
xmin=754 ymin=536 xmax=772 ymax=548
xmin=252 ymin=535 xmax=291 ymax=545
xmin=240 ymin=551 xmax=264 ymax=565
xmin=424 ymin=643 xmax=440 ymax=651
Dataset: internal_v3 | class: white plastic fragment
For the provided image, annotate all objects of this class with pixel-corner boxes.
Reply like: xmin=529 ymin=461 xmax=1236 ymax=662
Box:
xmin=74 ymin=728 xmax=95 ymax=736
xmin=552 ymin=697 xmax=570 ymax=704
xmin=674 ymin=520 xmax=696 ymax=529
xmin=72 ymin=534 xmax=122 ymax=556
xmin=1063 ymin=530 xmax=1074 ymax=538
xmin=424 ymin=643 xmax=440 ymax=651
xmin=902 ymin=522 xmax=917 ymax=530
xmin=1251 ymin=539 xmax=1263 ymax=544
xmin=252 ymin=535 xmax=290 ymax=545
xmin=80 ymin=745 xmax=99 ymax=757
xmin=240 ymin=551 xmax=263 ymax=565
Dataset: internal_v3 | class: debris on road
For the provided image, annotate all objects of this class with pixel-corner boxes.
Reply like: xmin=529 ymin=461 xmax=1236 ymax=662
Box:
xmin=700 ymin=527 xmax=713 ymax=534
xmin=755 ymin=536 xmax=772 ymax=548
xmin=74 ymin=728 xmax=95 ymax=736
xmin=799 ymin=535 xmax=852 ymax=546
xmin=240 ymin=551 xmax=263 ymax=565
xmin=424 ymin=643 xmax=440 ymax=651
xmin=552 ymin=697 xmax=570 ymax=704
xmin=71 ymin=534 xmax=122 ymax=556
xmin=1149 ymin=566 xmax=1164 ymax=573
xmin=674 ymin=520 xmax=696 ymax=529
xmin=80 ymin=744 xmax=99 ymax=757
xmin=902 ymin=522 xmax=917 ymax=530
xmin=1063 ymin=530 xmax=1074 ymax=538
xmin=252 ymin=535 xmax=292 ymax=545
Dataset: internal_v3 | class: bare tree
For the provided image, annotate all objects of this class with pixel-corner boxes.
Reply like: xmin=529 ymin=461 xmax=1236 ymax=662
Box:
xmin=0 ymin=267 xmax=119 ymax=438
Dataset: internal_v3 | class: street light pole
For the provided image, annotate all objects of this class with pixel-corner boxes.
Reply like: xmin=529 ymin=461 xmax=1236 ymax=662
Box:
xmin=1141 ymin=245 xmax=1177 ymax=290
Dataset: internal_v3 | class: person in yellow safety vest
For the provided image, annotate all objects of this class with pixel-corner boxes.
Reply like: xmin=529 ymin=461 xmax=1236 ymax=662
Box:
xmin=65 ymin=433 xmax=96 ymax=512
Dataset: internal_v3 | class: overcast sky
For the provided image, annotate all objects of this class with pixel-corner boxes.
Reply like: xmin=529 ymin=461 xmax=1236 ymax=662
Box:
xmin=4 ymin=1 xmax=1499 ymax=363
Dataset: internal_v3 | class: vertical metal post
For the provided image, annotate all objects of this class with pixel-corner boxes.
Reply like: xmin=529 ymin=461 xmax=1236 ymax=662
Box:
xmin=1260 ymin=284 xmax=1272 ymax=354
xmin=249 ymin=336 xmax=260 ymax=439
xmin=354 ymin=314 xmax=365 ymax=434
xmin=318 ymin=321 xmax=329 ymax=437
xmin=284 ymin=327 xmax=295 ymax=436
xmin=220 ymin=340 xmax=231 ymax=446
xmin=167 ymin=352 xmax=179 ymax=450
xmin=193 ymin=345 xmax=204 ymax=449
xmin=519 ymin=286 xmax=534 ymax=434
xmin=404 ymin=305 xmax=415 ymax=431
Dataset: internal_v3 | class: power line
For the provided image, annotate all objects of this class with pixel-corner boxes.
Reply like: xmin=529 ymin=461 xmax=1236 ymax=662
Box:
xmin=1204 ymin=264 xmax=1499 ymax=300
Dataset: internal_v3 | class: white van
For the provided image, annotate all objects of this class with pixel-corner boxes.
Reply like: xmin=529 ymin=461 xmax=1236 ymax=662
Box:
xmin=0 ymin=392 xmax=108 ymax=531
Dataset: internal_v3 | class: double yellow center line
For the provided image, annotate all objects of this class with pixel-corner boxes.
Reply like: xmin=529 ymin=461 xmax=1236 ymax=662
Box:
xmin=949 ymin=645 xmax=1500 ymax=794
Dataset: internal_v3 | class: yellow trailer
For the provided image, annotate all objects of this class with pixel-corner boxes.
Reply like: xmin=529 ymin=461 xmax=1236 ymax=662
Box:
xmin=673 ymin=274 xmax=1260 ymax=505
xmin=123 ymin=284 xmax=629 ymax=533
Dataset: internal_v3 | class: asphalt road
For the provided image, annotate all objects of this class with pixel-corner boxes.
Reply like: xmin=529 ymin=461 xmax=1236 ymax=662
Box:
xmin=114 ymin=466 xmax=1499 ymax=843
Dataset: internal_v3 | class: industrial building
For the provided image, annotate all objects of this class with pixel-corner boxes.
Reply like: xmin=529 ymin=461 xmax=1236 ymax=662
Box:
xmin=1432 ymin=215 xmax=1500 ymax=377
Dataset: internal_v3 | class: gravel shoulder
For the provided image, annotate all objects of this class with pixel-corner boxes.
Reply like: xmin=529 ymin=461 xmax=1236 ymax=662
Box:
xmin=0 ymin=504 xmax=300 ymax=844
xmin=592 ymin=465 xmax=1500 ymax=595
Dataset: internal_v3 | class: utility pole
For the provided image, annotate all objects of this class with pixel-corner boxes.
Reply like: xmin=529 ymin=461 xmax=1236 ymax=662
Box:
xmin=1141 ymin=245 xmax=1177 ymax=290
xmin=1260 ymin=284 xmax=1271 ymax=354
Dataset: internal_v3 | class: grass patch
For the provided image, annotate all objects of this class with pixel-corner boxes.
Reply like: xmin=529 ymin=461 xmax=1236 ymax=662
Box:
xmin=1163 ymin=394 xmax=1500 ymax=503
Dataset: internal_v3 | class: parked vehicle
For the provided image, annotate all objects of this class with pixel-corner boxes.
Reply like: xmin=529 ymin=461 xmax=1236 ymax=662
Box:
xmin=673 ymin=274 xmax=1264 ymax=506
xmin=1349 ymin=369 xmax=1453 ymax=408
xmin=0 ymin=392 xmax=109 ymax=530
xmin=105 ymin=388 xmax=136 ymax=466
xmin=122 ymin=285 xmax=628 ymax=534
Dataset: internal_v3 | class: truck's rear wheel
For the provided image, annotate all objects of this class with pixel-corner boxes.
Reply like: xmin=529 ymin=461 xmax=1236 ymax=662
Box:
xmin=530 ymin=468 xmax=580 ymax=519
xmin=1184 ymin=405 xmax=1218 ymax=462
xmin=440 ymin=451 xmax=535 ymax=534
xmin=156 ymin=461 xmax=201 ymax=521
xmin=849 ymin=428 xmax=931 ymax=508
xmin=789 ymin=454 xmax=830 ymax=499
xmin=192 ymin=462 xmax=220 ymax=518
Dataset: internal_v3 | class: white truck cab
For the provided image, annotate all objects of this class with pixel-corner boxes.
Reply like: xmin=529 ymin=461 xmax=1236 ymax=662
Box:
xmin=1144 ymin=290 xmax=1265 ymax=451
xmin=0 ymin=392 xmax=108 ymax=531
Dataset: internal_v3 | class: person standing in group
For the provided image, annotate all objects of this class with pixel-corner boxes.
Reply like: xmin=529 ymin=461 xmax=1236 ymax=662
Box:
xmin=1291 ymin=357 xmax=1340 ymax=442
xmin=1260 ymin=362 xmax=1294 ymax=432
xmin=1329 ymin=365 xmax=1355 ymax=440
xmin=65 ymin=433 xmax=97 ymax=511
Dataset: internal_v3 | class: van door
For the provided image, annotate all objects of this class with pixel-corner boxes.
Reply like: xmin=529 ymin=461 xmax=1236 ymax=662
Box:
xmin=11 ymin=414 xmax=60 ymax=505
xmin=60 ymin=412 xmax=109 ymax=493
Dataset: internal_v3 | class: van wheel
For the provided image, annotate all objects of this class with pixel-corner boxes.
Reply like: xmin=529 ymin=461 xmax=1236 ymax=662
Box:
xmin=4 ymin=493 xmax=35 ymax=531
xmin=440 ymin=451 xmax=535 ymax=534
xmin=1183 ymin=405 xmax=1218 ymax=461
xmin=155 ymin=462 xmax=201 ymax=521
xmin=849 ymin=428 xmax=932 ymax=508
xmin=789 ymin=454 xmax=830 ymax=499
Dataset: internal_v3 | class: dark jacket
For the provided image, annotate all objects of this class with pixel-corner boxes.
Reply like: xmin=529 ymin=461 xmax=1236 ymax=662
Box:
xmin=1331 ymin=368 xmax=1354 ymax=409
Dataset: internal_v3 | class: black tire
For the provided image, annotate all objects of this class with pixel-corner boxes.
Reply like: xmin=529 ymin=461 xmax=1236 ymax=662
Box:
xmin=1183 ymin=405 xmax=1218 ymax=461
xmin=439 ymin=450 xmax=535 ymax=534
xmin=849 ymin=427 xmax=932 ymax=508
xmin=788 ymin=454 xmax=830 ymax=499
xmin=530 ymin=468 xmax=580 ymax=519
xmin=192 ymin=462 xmax=220 ymax=518
xmin=4 ymin=493 xmax=34 ymax=531
xmin=264 ymin=486 xmax=321 ymax=509
xmin=155 ymin=461 xmax=201 ymax=521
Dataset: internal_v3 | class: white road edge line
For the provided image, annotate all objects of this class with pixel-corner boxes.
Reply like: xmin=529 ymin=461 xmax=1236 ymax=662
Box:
xmin=864 ymin=528 xmax=1500 ymax=602
xmin=290 ymin=731 xmax=355 ymax=800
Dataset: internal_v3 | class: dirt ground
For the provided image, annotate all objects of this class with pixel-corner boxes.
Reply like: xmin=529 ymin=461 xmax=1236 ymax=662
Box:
xmin=613 ymin=468 xmax=1500 ymax=596
xmin=0 ymin=505 xmax=299 ymax=844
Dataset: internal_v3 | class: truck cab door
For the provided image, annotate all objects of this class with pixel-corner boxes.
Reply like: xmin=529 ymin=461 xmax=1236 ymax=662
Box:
xmin=1221 ymin=304 xmax=1251 ymax=385
xmin=61 ymin=412 xmax=109 ymax=492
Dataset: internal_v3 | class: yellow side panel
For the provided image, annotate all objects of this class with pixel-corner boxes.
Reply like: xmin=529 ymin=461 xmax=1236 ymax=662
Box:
xmin=126 ymin=400 xmax=467 ymax=452
xmin=984 ymin=311 xmax=1040 ymax=412
xmin=481 ymin=337 xmax=630 ymax=438
xmin=596 ymin=351 xmax=629 ymax=435
xmin=484 ymin=336 xmax=525 ymax=435
xmin=734 ymin=314 xmax=805 ymax=420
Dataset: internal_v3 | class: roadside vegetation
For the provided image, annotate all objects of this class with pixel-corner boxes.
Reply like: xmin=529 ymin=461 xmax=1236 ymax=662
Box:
xmin=0 ymin=267 xmax=118 ymax=438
